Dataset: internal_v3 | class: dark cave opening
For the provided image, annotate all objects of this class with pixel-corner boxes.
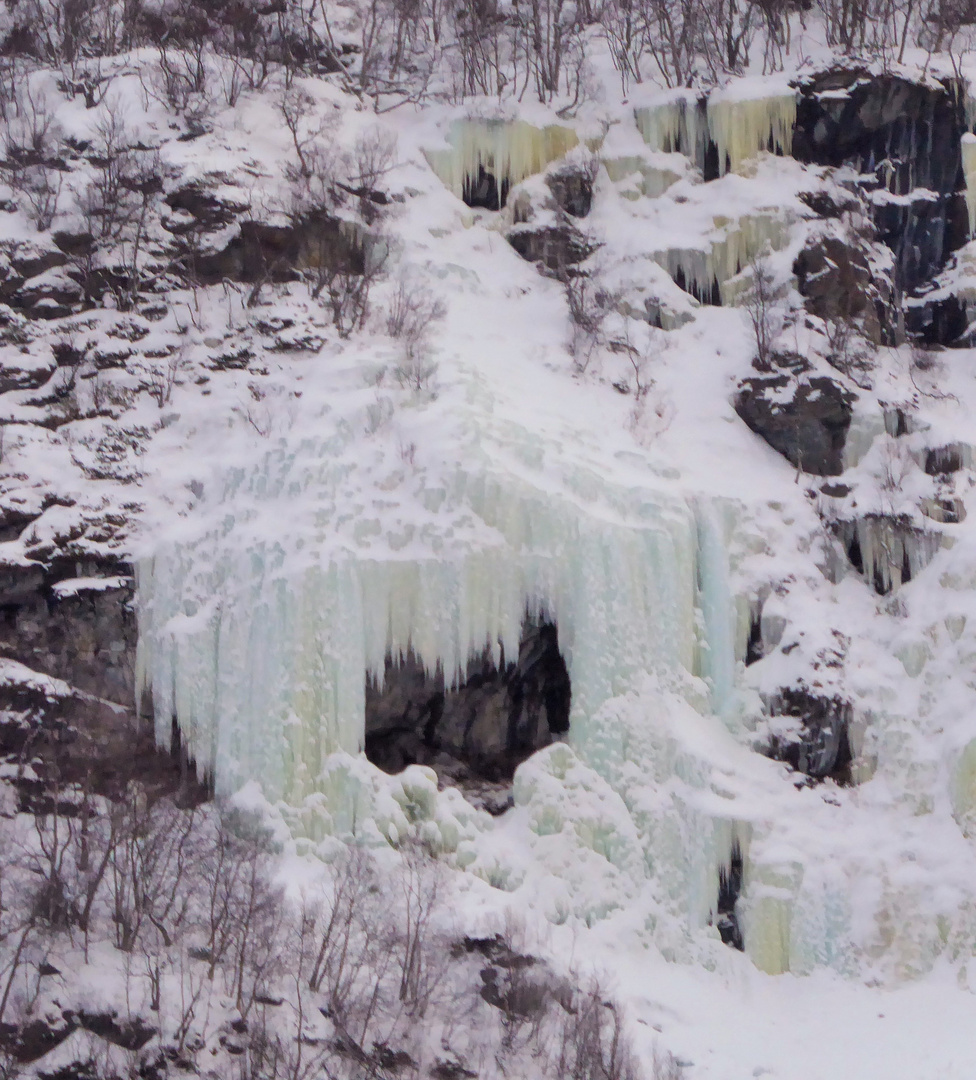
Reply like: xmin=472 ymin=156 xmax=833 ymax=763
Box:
xmin=364 ymin=616 xmax=571 ymax=812
xmin=463 ymin=165 xmax=510 ymax=210
xmin=716 ymin=841 xmax=744 ymax=951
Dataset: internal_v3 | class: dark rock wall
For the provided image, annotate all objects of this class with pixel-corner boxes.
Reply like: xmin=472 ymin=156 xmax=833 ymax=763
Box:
xmin=0 ymin=556 xmax=136 ymax=706
xmin=792 ymin=70 xmax=969 ymax=295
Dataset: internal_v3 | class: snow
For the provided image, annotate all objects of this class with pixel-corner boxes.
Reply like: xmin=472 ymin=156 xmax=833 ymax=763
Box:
xmin=3 ymin=32 xmax=976 ymax=1080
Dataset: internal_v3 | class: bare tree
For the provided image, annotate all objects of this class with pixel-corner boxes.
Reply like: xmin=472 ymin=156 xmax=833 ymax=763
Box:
xmin=395 ymin=842 xmax=444 ymax=1014
xmin=388 ymin=276 xmax=446 ymax=391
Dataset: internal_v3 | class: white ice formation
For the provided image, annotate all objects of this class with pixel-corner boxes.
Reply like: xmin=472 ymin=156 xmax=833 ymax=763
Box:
xmin=635 ymin=88 xmax=797 ymax=176
xmin=137 ymin=408 xmax=736 ymax=805
xmin=656 ymin=211 xmax=793 ymax=304
xmin=962 ymin=132 xmax=976 ymax=236
xmin=424 ymin=119 xmax=579 ymax=203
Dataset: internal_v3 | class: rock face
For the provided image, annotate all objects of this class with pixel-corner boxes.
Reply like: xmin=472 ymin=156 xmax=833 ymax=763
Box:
xmin=792 ymin=70 xmax=969 ymax=295
xmin=365 ymin=618 xmax=571 ymax=788
xmin=0 ymin=555 xmax=204 ymax=805
xmin=545 ymin=163 xmax=595 ymax=218
xmin=734 ymin=374 xmax=855 ymax=476
xmin=0 ymin=556 xmax=135 ymax=705
xmin=793 ymin=232 xmax=896 ymax=347
xmin=505 ymin=223 xmax=594 ymax=271
xmin=764 ymin=688 xmax=853 ymax=782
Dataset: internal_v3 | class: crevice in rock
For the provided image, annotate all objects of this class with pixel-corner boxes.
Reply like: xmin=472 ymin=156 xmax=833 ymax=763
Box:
xmin=716 ymin=841 xmax=744 ymax=950
xmin=463 ymin=166 xmax=508 ymax=211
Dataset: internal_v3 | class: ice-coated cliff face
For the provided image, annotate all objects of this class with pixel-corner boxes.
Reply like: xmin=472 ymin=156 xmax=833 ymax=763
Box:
xmin=136 ymin=376 xmax=737 ymax=799
xmin=129 ymin=63 xmax=976 ymax=1000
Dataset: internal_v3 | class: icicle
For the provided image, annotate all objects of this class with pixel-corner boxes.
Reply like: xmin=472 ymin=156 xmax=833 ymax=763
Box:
xmin=657 ymin=211 xmax=792 ymax=304
xmin=962 ymin=134 xmax=976 ymax=237
xmin=425 ymin=120 xmax=579 ymax=204
xmin=840 ymin=517 xmax=944 ymax=594
xmin=634 ymin=92 xmax=708 ymax=164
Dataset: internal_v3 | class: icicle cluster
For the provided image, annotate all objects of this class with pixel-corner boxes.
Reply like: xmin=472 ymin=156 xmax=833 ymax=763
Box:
xmin=635 ymin=89 xmax=797 ymax=176
xmin=656 ymin=211 xmax=792 ymax=303
xmin=836 ymin=517 xmax=945 ymax=594
xmin=424 ymin=119 xmax=579 ymax=203
xmin=634 ymin=91 xmax=709 ymax=164
xmin=962 ymin=133 xmax=976 ymax=236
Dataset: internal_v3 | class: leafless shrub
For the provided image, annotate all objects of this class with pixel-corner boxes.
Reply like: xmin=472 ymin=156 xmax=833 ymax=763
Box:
xmin=343 ymin=126 xmax=397 ymax=223
xmin=743 ymin=252 xmax=778 ymax=373
xmin=396 ymin=842 xmax=445 ymax=1014
xmin=387 ymin=276 xmax=445 ymax=391
xmin=552 ymin=977 xmax=642 ymax=1080
xmin=144 ymin=344 xmax=190 ymax=408
xmin=3 ymin=80 xmax=63 ymax=229
xmin=279 ymin=87 xmax=339 ymax=184
xmin=562 ymin=270 xmax=616 ymax=374
xmin=107 ymin=793 xmax=201 ymax=954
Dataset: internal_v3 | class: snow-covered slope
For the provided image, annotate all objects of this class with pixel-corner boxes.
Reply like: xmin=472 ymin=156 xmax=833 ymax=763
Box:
xmin=5 ymin=15 xmax=976 ymax=1079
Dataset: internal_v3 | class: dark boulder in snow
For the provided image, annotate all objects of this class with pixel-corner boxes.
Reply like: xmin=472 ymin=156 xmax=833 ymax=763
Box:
xmin=545 ymin=162 xmax=596 ymax=218
xmin=763 ymin=688 xmax=854 ymax=782
xmin=74 ymin=1011 xmax=156 ymax=1051
xmin=793 ymin=232 xmax=896 ymax=347
xmin=505 ymin=222 xmax=595 ymax=272
xmin=734 ymin=373 xmax=855 ymax=476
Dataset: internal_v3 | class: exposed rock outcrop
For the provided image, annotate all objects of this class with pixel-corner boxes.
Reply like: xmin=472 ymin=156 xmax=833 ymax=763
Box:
xmin=505 ymin=222 xmax=594 ymax=271
xmin=792 ymin=70 xmax=969 ymax=295
xmin=763 ymin=688 xmax=854 ymax=782
xmin=734 ymin=373 xmax=855 ymax=476
xmin=793 ymin=231 xmax=896 ymax=348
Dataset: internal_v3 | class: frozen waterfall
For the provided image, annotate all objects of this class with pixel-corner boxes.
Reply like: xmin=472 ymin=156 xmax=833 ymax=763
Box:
xmin=136 ymin=415 xmax=738 ymax=805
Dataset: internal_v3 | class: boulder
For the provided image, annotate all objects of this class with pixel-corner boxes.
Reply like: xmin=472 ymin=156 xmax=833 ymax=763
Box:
xmin=734 ymin=374 xmax=855 ymax=476
xmin=505 ymin=223 xmax=595 ymax=272
xmin=545 ymin=163 xmax=595 ymax=218
xmin=793 ymin=232 xmax=895 ymax=347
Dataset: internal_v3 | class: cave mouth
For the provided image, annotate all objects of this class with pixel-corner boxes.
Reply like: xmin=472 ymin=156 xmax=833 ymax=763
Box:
xmin=462 ymin=165 xmax=509 ymax=210
xmin=364 ymin=615 xmax=571 ymax=812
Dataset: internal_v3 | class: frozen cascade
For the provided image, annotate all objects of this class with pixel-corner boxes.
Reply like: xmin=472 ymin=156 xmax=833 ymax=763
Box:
xmin=963 ymin=133 xmax=976 ymax=236
xmin=634 ymin=92 xmax=709 ymax=166
xmin=135 ymin=372 xmax=776 ymax=947
xmin=656 ymin=211 xmax=793 ymax=304
xmin=424 ymin=119 xmax=579 ymax=206
xmin=707 ymin=89 xmax=796 ymax=175
xmin=635 ymin=88 xmax=796 ymax=176
xmin=132 ymin=381 xmax=976 ymax=978
xmin=136 ymin=410 xmax=739 ymax=805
